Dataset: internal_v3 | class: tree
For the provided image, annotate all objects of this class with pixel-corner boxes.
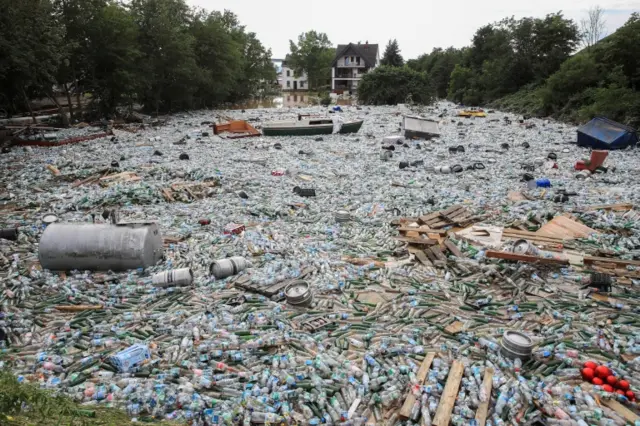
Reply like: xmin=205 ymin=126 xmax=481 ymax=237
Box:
xmin=288 ymin=31 xmax=334 ymax=90
xmin=357 ymin=66 xmax=433 ymax=105
xmin=380 ymin=39 xmax=404 ymax=67
xmin=0 ymin=0 xmax=64 ymax=122
xmin=84 ymin=2 xmax=142 ymax=115
xmin=580 ymin=6 xmax=607 ymax=50
xmin=130 ymin=0 xmax=202 ymax=113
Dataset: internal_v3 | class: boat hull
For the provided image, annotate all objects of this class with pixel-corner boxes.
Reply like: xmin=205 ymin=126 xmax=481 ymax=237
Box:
xmin=262 ymin=120 xmax=363 ymax=136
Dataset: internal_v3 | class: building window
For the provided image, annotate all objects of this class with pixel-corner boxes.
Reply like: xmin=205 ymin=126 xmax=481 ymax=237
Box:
xmin=351 ymin=56 xmax=354 ymax=62
xmin=300 ymin=81 xmax=304 ymax=88
xmin=286 ymin=81 xmax=290 ymax=88
xmin=286 ymin=70 xmax=290 ymax=77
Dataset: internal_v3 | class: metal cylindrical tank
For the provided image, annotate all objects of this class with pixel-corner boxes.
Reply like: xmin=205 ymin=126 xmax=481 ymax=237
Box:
xmin=39 ymin=223 xmax=163 ymax=271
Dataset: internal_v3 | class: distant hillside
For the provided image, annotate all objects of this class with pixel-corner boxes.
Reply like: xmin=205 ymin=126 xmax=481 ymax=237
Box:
xmin=491 ymin=13 xmax=640 ymax=127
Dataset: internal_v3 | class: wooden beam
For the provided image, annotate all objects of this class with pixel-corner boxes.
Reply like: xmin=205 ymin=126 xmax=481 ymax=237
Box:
xmin=433 ymin=360 xmax=464 ymax=426
xmin=600 ymin=399 xmax=640 ymax=423
xmin=485 ymin=250 xmax=569 ymax=265
xmin=475 ymin=368 xmax=494 ymax=426
xmin=443 ymin=239 xmax=464 ymax=258
xmin=414 ymin=250 xmax=433 ymax=267
xmin=430 ymin=246 xmax=447 ymax=262
xmin=399 ymin=352 xmax=435 ymax=419
xmin=444 ymin=321 xmax=463 ymax=334
xmin=394 ymin=236 xmax=438 ymax=245
xmin=584 ymin=256 xmax=640 ymax=267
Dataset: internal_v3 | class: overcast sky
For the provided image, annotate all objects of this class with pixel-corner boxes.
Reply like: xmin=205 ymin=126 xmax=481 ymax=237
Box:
xmin=187 ymin=0 xmax=639 ymax=59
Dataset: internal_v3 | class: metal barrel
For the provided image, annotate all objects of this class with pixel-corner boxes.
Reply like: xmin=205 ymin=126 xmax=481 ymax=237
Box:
xmin=0 ymin=228 xmax=18 ymax=241
xmin=38 ymin=223 xmax=163 ymax=271
xmin=500 ymin=331 xmax=533 ymax=360
xmin=152 ymin=268 xmax=193 ymax=287
xmin=210 ymin=256 xmax=247 ymax=279
xmin=284 ymin=280 xmax=313 ymax=307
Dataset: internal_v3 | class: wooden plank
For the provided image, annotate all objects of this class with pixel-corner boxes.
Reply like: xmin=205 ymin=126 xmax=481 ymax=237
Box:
xmin=475 ymin=368 xmax=494 ymax=426
xmin=443 ymin=239 xmax=464 ymax=258
xmin=441 ymin=205 xmax=464 ymax=216
xmin=399 ymin=352 xmax=435 ymax=419
xmin=584 ymin=256 xmax=640 ymax=267
xmin=418 ymin=211 xmax=442 ymax=224
xmin=430 ymin=246 xmax=447 ymax=262
xmin=414 ymin=250 xmax=433 ymax=267
xmin=537 ymin=215 xmax=596 ymax=239
xmin=398 ymin=227 xmax=448 ymax=235
xmin=444 ymin=321 xmax=463 ymax=334
xmin=433 ymin=360 xmax=465 ymax=426
xmin=394 ymin=236 xmax=438 ymax=245
xmin=580 ymin=203 xmax=634 ymax=212
xmin=600 ymin=399 xmax=640 ymax=423
xmin=485 ymin=250 xmax=569 ymax=265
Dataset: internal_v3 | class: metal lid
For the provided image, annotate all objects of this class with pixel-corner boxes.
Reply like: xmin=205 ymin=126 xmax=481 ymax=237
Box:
xmin=42 ymin=213 xmax=59 ymax=224
xmin=503 ymin=331 xmax=533 ymax=349
xmin=285 ymin=281 xmax=309 ymax=298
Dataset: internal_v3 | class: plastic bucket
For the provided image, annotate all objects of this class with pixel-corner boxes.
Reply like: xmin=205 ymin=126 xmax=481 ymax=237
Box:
xmin=210 ymin=256 xmax=247 ymax=279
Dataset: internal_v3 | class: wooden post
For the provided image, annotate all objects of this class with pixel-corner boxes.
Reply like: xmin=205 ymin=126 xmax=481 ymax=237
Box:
xmin=399 ymin=352 xmax=435 ymax=419
xmin=433 ymin=360 xmax=464 ymax=426
xmin=474 ymin=368 xmax=494 ymax=426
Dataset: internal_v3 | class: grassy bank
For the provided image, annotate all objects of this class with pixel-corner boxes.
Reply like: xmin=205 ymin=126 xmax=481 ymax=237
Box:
xmin=0 ymin=371 xmax=152 ymax=425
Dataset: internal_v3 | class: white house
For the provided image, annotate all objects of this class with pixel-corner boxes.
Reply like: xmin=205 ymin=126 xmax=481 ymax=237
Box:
xmin=280 ymin=56 xmax=308 ymax=91
xmin=331 ymin=42 xmax=379 ymax=94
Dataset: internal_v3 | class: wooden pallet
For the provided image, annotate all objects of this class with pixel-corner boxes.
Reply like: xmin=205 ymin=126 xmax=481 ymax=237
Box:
xmin=418 ymin=205 xmax=472 ymax=229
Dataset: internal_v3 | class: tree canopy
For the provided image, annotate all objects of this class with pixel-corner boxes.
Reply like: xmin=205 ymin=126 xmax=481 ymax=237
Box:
xmin=0 ymin=0 xmax=275 ymax=119
xmin=357 ymin=66 xmax=433 ymax=105
xmin=380 ymin=39 xmax=404 ymax=67
xmin=287 ymin=31 xmax=334 ymax=90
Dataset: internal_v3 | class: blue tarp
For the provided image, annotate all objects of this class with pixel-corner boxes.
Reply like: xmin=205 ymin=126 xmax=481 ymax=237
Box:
xmin=577 ymin=117 xmax=638 ymax=150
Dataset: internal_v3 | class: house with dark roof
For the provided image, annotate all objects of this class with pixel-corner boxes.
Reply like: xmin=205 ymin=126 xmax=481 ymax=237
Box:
xmin=331 ymin=42 xmax=379 ymax=93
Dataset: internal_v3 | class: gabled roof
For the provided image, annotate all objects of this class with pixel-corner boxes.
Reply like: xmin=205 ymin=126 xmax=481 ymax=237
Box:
xmin=332 ymin=43 xmax=379 ymax=67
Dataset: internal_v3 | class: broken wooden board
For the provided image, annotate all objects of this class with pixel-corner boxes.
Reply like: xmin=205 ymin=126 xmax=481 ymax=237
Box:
xmin=485 ymin=250 xmax=570 ymax=265
xmin=443 ymin=239 xmax=464 ymax=257
xmin=583 ymin=256 xmax=640 ymax=268
xmin=455 ymin=225 xmax=503 ymax=248
xmin=418 ymin=205 xmax=473 ymax=229
xmin=475 ymin=368 xmax=494 ymax=426
xmin=600 ymin=399 xmax=640 ymax=423
xmin=537 ymin=215 xmax=596 ymax=239
xmin=502 ymin=228 xmax=565 ymax=245
xmin=414 ymin=250 xmax=433 ymax=267
xmin=399 ymin=352 xmax=435 ymax=419
xmin=162 ymin=181 xmax=219 ymax=202
xmin=433 ymin=360 xmax=464 ymax=426
xmin=444 ymin=321 xmax=464 ymax=334
xmin=394 ymin=236 xmax=438 ymax=246
xmin=579 ymin=203 xmax=634 ymax=212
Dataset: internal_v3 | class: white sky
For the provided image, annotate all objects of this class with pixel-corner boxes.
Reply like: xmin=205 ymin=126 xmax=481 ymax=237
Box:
xmin=187 ymin=0 xmax=639 ymax=59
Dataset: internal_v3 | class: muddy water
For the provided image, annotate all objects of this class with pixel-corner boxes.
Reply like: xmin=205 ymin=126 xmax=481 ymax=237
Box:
xmin=231 ymin=93 xmax=354 ymax=110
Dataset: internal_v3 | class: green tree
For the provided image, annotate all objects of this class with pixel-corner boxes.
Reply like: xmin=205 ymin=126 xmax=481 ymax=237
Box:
xmin=0 ymin=0 xmax=64 ymax=122
xmin=84 ymin=2 xmax=142 ymax=115
xmin=448 ymin=64 xmax=474 ymax=103
xmin=131 ymin=0 xmax=202 ymax=113
xmin=357 ymin=66 xmax=433 ymax=105
xmin=288 ymin=31 xmax=334 ymax=90
xmin=380 ymin=39 xmax=404 ymax=67
xmin=190 ymin=10 xmax=243 ymax=107
xmin=539 ymin=54 xmax=602 ymax=113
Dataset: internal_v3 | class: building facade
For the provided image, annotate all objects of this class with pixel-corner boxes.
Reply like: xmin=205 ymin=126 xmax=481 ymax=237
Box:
xmin=331 ymin=42 xmax=379 ymax=93
xmin=280 ymin=57 xmax=308 ymax=91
